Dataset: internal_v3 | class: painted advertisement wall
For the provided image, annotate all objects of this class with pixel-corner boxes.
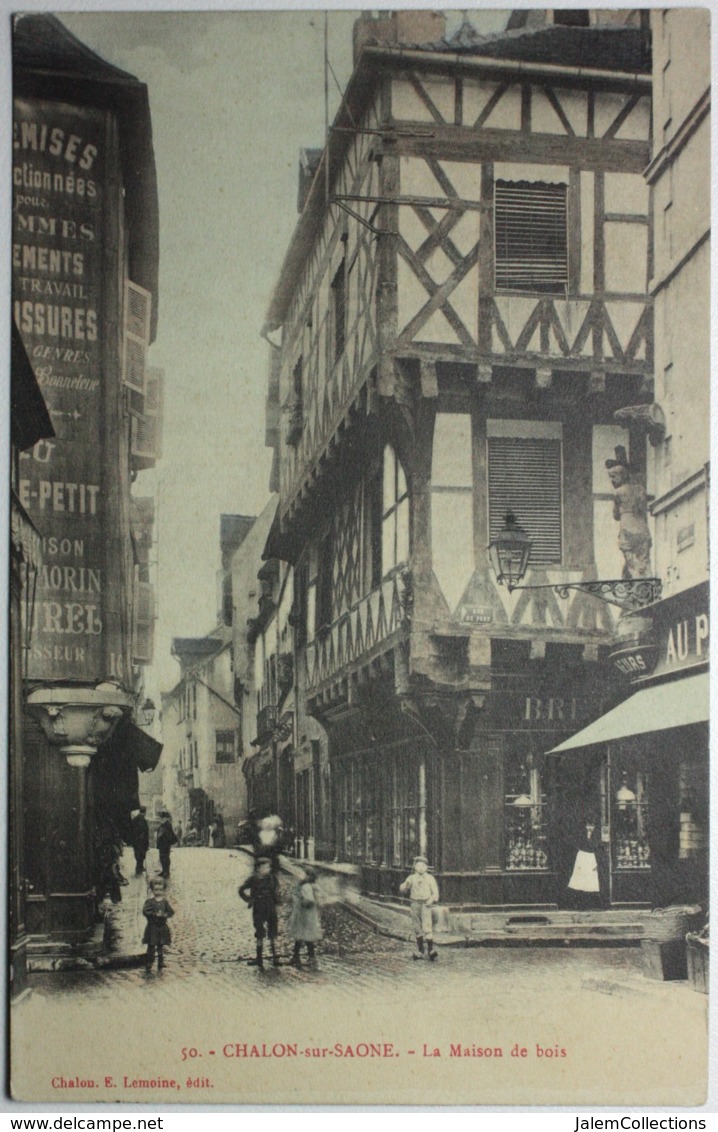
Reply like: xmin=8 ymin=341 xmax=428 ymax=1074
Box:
xmin=13 ymin=98 xmax=109 ymax=682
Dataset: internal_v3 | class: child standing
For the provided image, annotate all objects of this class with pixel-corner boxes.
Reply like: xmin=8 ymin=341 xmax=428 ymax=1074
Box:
xmin=142 ymin=878 xmax=174 ymax=971
xmin=400 ymin=855 xmax=439 ymax=960
xmin=238 ymin=856 xmax=280 ymax=969
xmin=287 ymin=867 xmax=322 ymax=968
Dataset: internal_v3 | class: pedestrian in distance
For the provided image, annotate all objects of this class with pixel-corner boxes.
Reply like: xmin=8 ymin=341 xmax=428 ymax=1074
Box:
xmin=400 ymin=855 xmax=439 ymax=960
xmin=238 ymin=856 xmax=280 ymax=969
xmin=210 ymin=813 xmax=226 ymax=848
xmin=142 ymin=877 xmax=174 ymax=972
xmin=157 ymin=811 xmax=178 ymax=879
xmin=287 ymin=866 xmax=322 ymax=969
xmin=130 ymin=806 xmax=150 ymax=876
xmin=253 ymin=814 xmax=284 ymax=873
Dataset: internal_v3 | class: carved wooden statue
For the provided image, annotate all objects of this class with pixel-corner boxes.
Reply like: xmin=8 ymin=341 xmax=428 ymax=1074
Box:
xmin=605 ymin=446 xmax=652 ymax=579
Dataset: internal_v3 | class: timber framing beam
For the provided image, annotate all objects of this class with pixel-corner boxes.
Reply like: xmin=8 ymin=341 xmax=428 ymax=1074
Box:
xmin=391 ymin=125 xmax=650 ymax=174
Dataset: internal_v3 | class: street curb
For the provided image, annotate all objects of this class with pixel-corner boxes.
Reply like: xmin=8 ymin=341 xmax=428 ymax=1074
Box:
xmin=338 ymin=898 xmax=413 ymax=942
xmin=28 ymin=951 xmax=146 ymax=973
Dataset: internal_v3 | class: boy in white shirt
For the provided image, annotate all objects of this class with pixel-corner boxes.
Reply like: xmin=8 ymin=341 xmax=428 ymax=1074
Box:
xmin=400 ymin=855 xmax=439 ymax=960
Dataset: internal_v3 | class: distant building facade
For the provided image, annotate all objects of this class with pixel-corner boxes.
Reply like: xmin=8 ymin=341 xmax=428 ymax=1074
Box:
xmin=161 ymin=516 xmax=260 ymax=842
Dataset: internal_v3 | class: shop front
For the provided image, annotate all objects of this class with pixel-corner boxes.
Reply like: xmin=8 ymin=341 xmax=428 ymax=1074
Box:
xmin=549 ymin=583 xmax=709 ymax=910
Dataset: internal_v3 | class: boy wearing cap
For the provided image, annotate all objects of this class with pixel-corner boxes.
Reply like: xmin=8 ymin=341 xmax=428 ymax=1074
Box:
xmin=238 ymin=856 xmax=280 ymax=969
xmin=400 ymin=855 xmax=440 ymax=960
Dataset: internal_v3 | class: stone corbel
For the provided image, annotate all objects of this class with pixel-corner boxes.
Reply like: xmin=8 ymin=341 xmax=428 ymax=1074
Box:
xmin=613 ymin=403 xmax=666 ymax=447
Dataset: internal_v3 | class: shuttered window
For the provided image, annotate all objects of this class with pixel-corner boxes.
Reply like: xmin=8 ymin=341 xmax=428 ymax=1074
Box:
xmin=488 ymin=437 xmax=562 ymax=566
xmin=122 ymin=281 xmax=151 ymax=394
xmin=132 ymin=570 xmax=155 ymax=665
xmin=495 ymin=181 xmax=568 ymax=293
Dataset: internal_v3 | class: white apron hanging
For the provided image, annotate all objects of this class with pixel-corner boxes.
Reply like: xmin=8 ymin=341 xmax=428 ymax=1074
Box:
xmin=568 ymin=849 xmax=600 ymax=893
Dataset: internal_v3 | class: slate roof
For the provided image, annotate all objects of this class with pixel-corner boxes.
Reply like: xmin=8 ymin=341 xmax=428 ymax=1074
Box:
xmin=418 ymin=23 xmax=651 ymax=75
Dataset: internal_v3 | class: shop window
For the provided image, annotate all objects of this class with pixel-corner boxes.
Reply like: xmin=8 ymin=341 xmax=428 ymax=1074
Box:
xmin=215 ymin=730 xmax=235 ymax=764
xmin=382 ymin=445 xmax=410 ymax=577
xmin=678 ymin=757 xmax=708 ymax=863
xmin=504 ymin=748 xmax=549 ymax=871
xmin=488 ymin=422 xmax=563 ymax=567
xmin=495 ymin=180 xmax=568 ymax=294
xmin=340 ymin=760 xmax=361 ymax=862
xmin=299 ymin=769 xmax=315 ymax=839
xmin=390 ymin=757 xmax=422 ymax=867
xmin=610 ymin=762 xmax=650 ymax=870
xmin=339 ymin=760 xmax=380 ymax=864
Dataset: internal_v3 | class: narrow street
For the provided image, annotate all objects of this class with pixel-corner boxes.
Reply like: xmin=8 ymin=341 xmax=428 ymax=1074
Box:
xmin=13 ymin=848 xmax=707 ymax=1107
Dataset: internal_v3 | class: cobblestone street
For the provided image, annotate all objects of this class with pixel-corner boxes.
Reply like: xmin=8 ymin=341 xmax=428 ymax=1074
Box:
xmin=12 ymin=847 xmax=707 ymax=1107
xmin=25 ymin=846 xmax=700 ymax=1000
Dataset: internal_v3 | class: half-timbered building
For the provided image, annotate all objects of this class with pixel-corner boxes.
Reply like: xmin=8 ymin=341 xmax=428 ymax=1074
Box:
xmin=264 ymin=10 xmax=663 ymax=908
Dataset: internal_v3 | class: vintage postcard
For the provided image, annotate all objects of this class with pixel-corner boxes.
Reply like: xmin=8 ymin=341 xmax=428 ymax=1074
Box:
xmin=7 ymin=5 xmax=710 ymax=1108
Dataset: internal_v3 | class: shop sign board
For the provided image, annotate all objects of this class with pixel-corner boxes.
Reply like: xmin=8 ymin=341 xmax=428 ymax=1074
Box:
xmin=630 ymin=583 xmax=709 ymax=684
xmin=13 ymin=98 xmax=108 ymax=682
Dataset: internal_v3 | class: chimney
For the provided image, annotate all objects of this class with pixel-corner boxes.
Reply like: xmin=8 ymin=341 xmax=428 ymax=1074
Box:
xmin=394 ymin=10 xmax=446 ymax=45
xmin=352 ymin=10 xmax=446 ymax=63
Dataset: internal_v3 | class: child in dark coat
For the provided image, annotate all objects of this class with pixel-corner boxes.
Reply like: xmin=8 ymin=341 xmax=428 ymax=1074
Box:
xmin=142 ymin=878 xmax=174 ymax=971
xmin=238 ymin=857 xmax=280 ymax=969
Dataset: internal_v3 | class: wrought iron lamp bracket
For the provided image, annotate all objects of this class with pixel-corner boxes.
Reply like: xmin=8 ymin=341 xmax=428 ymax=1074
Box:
xmin=505 ymin=577 xmax=662 ymax=612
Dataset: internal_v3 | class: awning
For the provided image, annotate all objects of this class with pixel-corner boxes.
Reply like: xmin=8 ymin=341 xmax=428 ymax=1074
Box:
xmin=548 ymin=671 xmax=709 ymax=754
xmin=104 ymin=717 xmax=163 ymax=771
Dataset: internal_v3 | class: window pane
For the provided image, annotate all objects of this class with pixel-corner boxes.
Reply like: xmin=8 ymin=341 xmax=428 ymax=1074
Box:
xmin=383 ymin=445 xmax=396 ymax=514
xmin=432 ymin=412 xmax=472 ymax=487
xmin=611 ymin=762 xmax=651 ymax=870
xmin=306 ymin=582 xmax=316 ymax=642
xmin=396 ymin=458 xmax=408 ymax=501
xmin=504 ymin=749 xmax=549 ymax=870
xmin=396 ymin=497 xmax=410 ymax=565
xmin=382 ymin=510 xmax=396 ymax=575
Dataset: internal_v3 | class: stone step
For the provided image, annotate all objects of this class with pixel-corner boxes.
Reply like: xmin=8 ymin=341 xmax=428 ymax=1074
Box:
xmin=465 ymin=926 xmax=645 ymax=941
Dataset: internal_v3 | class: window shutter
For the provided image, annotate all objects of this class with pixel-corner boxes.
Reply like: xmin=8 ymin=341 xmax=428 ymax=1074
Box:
xmin=488 ymin=437 xmax=562 ymax=565
xmin=130 ymin=367 xmax=164 ymax=469
xmin=132 ymin=569 xmax=155 ymax=665
xmin=122 ymin=281 xmax=152 ymax=395
xmin=130 ymin=497 xmax=155 ymax=566
xmin=495 ymin=181 xmax=568 ymax=293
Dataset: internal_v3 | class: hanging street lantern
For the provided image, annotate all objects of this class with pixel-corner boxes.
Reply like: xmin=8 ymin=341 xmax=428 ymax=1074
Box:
xmin=487 ymin=511 xmax=661 ymax=611
xmin=487 ymin=512 xmax=532 ymax=592
xmin=140 ymin=697 xmax=156 ymax=727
